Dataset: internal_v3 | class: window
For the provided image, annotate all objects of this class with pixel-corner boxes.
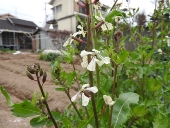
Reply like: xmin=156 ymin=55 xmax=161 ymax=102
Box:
xmin=2 ymin=32 xmax=14 ymax=45
xmin=53 ymin=5 xmax=62 ymax=14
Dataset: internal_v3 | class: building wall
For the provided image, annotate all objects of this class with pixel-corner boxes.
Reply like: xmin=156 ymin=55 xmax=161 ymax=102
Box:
xmin=57 ymin=16 xmax=76 ymax=32
xmin=0 ymin=35 xmax=2 ymax=45
xmin=53 ymin=0 xmax=74 ymax=20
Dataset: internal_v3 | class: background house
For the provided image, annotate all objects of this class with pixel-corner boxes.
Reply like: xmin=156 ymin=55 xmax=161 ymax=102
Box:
xmin=0 ymin=13 xmax=38 ymax=51
xmin=46 ymin=0 xmax=86 ymax=32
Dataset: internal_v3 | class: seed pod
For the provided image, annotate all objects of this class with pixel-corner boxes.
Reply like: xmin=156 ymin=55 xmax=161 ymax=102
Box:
xmin=42 ymin=71 xmax=47 ymax=83
xmin=39 ymin=68 xmax=43 ymax=77
xmin=93 ymin=0 xmax=99 ymax=4
xmin=71 ymin=37 xmax=86 ymax=44
xmin=94 ymin=20 xmax=104 ymax=29
xmin=26 ymin=70 xmax=34 ymax=80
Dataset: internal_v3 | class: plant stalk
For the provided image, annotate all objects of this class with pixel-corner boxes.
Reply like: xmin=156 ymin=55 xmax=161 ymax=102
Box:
xmin=109 ymin=63 xmax=118 ymax=128
xmin=35 ymin=73 xmax=58 ymax=128
xmin=87 ymin=11 xmax=99 ymax=128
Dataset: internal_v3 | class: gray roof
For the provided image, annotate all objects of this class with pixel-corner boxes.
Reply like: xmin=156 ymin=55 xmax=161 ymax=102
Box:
xmin=0 ymin=17 xmax=38 ymax=33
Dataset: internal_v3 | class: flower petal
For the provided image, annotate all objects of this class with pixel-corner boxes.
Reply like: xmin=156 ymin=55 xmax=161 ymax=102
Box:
xmin=95 ymin=15 xmax=101 ymax=21
xmin=71 ymin=92 xmax=80 ymax=102
xmin=82 ymin=84 xmax=90 ymax=89
xmin=106 ymin=22 xmax=113 ymax=30
xmin=108 ymin=101 xmax=115 ymax=106
xmin=101 ymin=24 xmax=107 ymax=31
xmin=63 ymin=38 xmax=74 ymax=47
xmin=80 ymin=50 xmax=92 ymax=57
xmin=81 ymin=56 xmax=88 ymax=68
xmin=85 ymin=86 xmax=98 ymax=93
xmin=87 ymin=57 xmax=96 ymax=71
xmin=96 ymin=59 xmax=104 ymax=66
xmin=103 ymin=95 xmax=115 ymax=106
xmin=102 ymin=57 xmax=110 ymax=64
xmin=82 ymin=93 xmax=90 ymax=106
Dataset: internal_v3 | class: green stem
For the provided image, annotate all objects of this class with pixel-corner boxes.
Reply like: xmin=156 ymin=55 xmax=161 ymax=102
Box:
xmin=109 ymin=63 xmax=118 ymax=128
xmin=66 ymin=90 xmax=83 ymax=120
xmin=57 ymin=78 xmax=83 ymax=120
xmin=35 ymin=73 xmax=58 ymax=128
xmin=72 ymin=62 xmax=80 ymax=89
xmin=87 ymin=12 xmax=99 ymax=128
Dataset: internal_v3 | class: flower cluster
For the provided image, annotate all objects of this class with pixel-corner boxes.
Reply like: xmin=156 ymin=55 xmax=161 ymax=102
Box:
xmin=80 ymin=49 xmax=110 ymax=71
xmin=71 ymin=84 xmax=98 ymax=106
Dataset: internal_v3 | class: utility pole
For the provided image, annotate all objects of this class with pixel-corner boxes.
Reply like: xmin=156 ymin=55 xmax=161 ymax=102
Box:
xmin=15 ymin=7 xmax=17 ymax=17
xmin=45 ymin=2 xmax=47 ymax=22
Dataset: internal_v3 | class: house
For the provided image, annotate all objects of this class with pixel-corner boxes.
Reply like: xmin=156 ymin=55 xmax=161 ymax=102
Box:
xmin=46 ymin=0 xmax=108 ymax=33
xmin=0 ymin=13 xmax=38 ymax=51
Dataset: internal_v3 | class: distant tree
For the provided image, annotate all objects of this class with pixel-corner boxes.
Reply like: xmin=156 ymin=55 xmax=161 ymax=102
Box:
xmin=135 ymin=12 xmax=147 ymax=31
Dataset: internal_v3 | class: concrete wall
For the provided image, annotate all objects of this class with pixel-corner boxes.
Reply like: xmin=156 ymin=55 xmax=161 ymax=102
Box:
xmin=57 ymin=16 xmax=76 ymax=32
xmin=53 ymin=0 xmax=74 ymax=19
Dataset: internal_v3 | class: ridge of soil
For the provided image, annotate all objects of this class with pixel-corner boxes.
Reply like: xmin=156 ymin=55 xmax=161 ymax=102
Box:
xmin=0 ymin=52 xmax=82 ymax=128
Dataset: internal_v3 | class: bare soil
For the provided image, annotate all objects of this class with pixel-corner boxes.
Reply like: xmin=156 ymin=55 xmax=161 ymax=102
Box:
xmin=0 ymin=51 xmax=82 ymax=128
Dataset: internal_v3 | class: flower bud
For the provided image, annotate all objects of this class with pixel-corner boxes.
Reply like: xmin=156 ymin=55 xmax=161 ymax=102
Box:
xmin=39 ymin=68 xmax=43 ymax=77
xmin=26 ymin=70 xmax=34 ymax=80
xmin=42 ymin=71 xmax=47 ymax=83
xmin=27 ymin=66 xmax=36 ymax=74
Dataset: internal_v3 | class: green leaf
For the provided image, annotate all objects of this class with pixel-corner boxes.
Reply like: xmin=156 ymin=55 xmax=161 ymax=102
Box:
xmin=153 ymin=113 xmax=168 ymax=128
xmin=131 ymin=105 xmax=147 ymax=117
xmin=112 ymin=92 xmax=139 ymax=128
xmin=78 ymin=115 xmax=94 ymax=128
xmin=62 ymin=117 xmax=72 ymax=128
xmin=11 ymin=99 xmax=42 ymax=117
xmin=30 ymin=116 xmax=50 ymax=128
xmin=105 ymin=10 xmax=126 ymax=23
xmin=0 ymin=86 xmax=14 ymax=106
xmin=117 ymin=48 xmax=129 ymax=64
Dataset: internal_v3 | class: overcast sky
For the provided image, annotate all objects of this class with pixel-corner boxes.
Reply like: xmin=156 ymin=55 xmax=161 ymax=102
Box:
xmin=0 ymin=0 xmax=155 ymax=27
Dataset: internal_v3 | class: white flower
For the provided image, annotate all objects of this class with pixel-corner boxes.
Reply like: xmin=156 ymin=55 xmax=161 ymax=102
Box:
xmin=93 ymin=2 xmax=103 ymax=11
xmin=95 ymin=13 xmax=113 ymax=31
xmin=71 ymin=84 xmax=98 ymax=106
xmin=165 ymin=36 xmax=170 ymax=47
xmin=77 ymin=25 xmax=86 ymax=37
xmin=63 ymin=25 xmax=86 ymax=47
xmin=87 ymin=124 xmax=93 ymax=128
xmin=103 ymin=95 xmax=115 ymax=106
xmin=158 ymin=48 xmax=163 ymax=54
xmin=80 ymin=49 xmax=110 ymax=71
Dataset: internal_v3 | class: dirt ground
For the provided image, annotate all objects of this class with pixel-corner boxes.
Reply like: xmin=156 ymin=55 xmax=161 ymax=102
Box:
xmin=0 ymin=51 xmax=82 ymax=128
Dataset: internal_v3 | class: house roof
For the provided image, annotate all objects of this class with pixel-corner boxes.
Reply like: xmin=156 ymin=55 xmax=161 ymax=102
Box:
xmin=0 ymin=13 xmax=16 ymax=19
xmin=10 ymin=18 xmax=37 ymax=27
xmin=0 ymin=16 xmax=38 ymax=34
